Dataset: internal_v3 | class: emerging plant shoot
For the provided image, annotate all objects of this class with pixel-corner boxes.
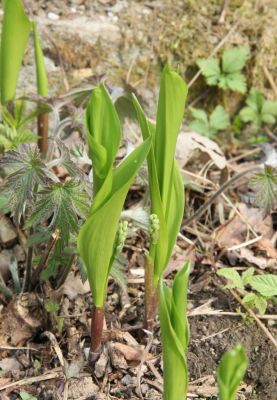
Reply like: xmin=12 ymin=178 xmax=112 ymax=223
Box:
xmin=78 ymin=84 xmax=150 ymax=363
xmin=132 ymin=65 xmax=188 ymax=329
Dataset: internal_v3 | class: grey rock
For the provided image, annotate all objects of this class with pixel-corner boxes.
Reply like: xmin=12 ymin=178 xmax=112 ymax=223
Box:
xmin=0 ymin=214 xmax=17 ymax=247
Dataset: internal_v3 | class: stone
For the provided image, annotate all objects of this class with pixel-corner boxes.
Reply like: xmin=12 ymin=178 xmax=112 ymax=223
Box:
xmin=0 ymin=214 xmax=17 ymax=247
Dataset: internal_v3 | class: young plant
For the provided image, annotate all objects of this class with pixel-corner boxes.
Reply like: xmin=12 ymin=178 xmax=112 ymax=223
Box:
xmin=0 ymin=0 xmax=32 ymax=105
xmin=217 ymin=344 xmax=248 ymax=400
xmin=159 ymin=264 xmax=190 ymax=400
xmin=239 ymin=89 xmax=277 ymax=127
xmin=77 ymin=84 xmax=150 ymax=363
xmin=132 ymin=65 xmax=188 ymax=329
xmin=197 ymin=46 xmax=249 ymax=94
xmin=217 ymin=267 xmax=277 ymax=315
xmin=189 ymin=105 xmax=229 ymax=137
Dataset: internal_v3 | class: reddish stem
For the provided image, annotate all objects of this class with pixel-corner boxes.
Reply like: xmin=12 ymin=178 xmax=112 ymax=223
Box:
xmin=144 ymin=255 xmax=158 ymax=331
xmin=38 ymin=113 xmax=49 ymax=158
xmin=89 ymin=305 xmax=105 ymax=365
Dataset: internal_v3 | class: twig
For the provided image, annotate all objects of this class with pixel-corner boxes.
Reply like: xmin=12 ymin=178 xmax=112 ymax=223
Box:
xmin=137 ymin=331 xmax=154 ymax=399
xmin=218 ymin=0 xmax=229 ymax=24
xmin=0 ymin=369 xmax=63 ymax=391
xmin=31 ymin=229 xmax=60 ymax=289
xmin=183 ymin=166 xmax=260 ymax=226
xmin=263 ymin=66 xmax=277 ymax=98
xmin=188 ymin=19 xmax=240 ymax=88
xmin=229 ymin=288 xmax=277 ymax=349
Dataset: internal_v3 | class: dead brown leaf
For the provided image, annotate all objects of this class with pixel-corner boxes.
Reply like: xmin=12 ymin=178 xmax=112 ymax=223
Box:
xmin=112 ymin=342 xmax=153 ymax=362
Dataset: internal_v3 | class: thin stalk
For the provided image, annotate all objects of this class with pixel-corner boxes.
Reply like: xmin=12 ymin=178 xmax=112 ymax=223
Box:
xmin=89 ymin=305 xmax=105 ymax=365
xmin=37 ymin=113 xmax=49 ymax=158
xmin=22 ymin=228 xmax=34 ymax=292
xmin=30 ymin=229 xmax=60 ymax=289
xmin=56 ymin=253 xmax=76 ymax=288
xmin=144 ymin=254 xmax=158 ymax=331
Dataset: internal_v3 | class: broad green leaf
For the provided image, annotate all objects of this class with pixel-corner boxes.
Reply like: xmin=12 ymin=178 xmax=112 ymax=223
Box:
xmin=197 ymin=58 xmax=220 ymax=85
xmin=222 ymin=46 xmax=249 ymax=74
xmin=78 ymin=139 xmax=150 ymax=307
xmin=241 ymin=267 xmax=254 ymax=285
xmin=261 ymin=113 xmax=276 ymax=125
xmin=189 ymin=120 xmax=211 ymax=136
xmin=159 ymin=263 xmax=190 ymax=400
xmin=217 ymin=344 xmax=248 ymax=400
xmin=246 ymin=90 xmax=263 ymax=111
xmin=249 ymin=274 xmax=277 ymax=297
xmin=217 ymin=268 xmax=244 ymax=290
xmin=240 ymin=107 xmax=261 ymax=125
xmin=190 ymin=108 xmax=208 ymax=124
xmin=85 ymin=84 xmax=121 ymax=195
xmin=33 ymin=23 xmax=48 ymax=96
xmin=242 ymin=292 xmax=256 ymax=306
xmin=221 ymin=73 xmax=247 ymax=93
xmin=254 ymin=295 xmax=267 ymax=315
xmin=210 ymin=105 xmax=229 ymax=131
xmin=0 ymin=0 xmax=32 ymax=104
xmin=262 ymin=100 xmax=277 ymax=116
xmin=19 ymin=392 xmax=37 ymax=400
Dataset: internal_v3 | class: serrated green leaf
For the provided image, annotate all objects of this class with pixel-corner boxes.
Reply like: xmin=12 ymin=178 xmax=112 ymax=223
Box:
xmin=223 ymin=73 xmax=247 ymax=93
xmin=262 ymin=100 xmax=277 ymax=116
xmin=222 ymin=46 xmax=249 ymax=74
xmin=159 ymin=263 xmax=190 ymax=400
xmin=217 ymin=268 xmax=244 ymax=289
xmin=217 ymin=344 xmax=248 ymax=400
xmin=78 ymin=139 xmax=150 ymax=307
xmin=189 ymin=120 xmax=212 ymax=136
xmin=254 ymin=295 xmax=267 ymax=315
xmin=1 ymin=0 xmax=32 ymax=104
xmin=190 ymin=108 xmax=208 ymax=124
xmin=249 ymin=274 xmax=277 ymax=297
xmin=210 ymin=105 xmax=229 ymax=130
xmin=240 ymin=106 xmax=261 ymax=125
xmin=19 ymin=392 xmax=37 ymax=400
xmin=242 ymin=292 xmax=256 ymax=306
xmin=197 ymin=58 xmax=220 ymax=85
xmin=241 ymin=267 xmax=254 ymax=285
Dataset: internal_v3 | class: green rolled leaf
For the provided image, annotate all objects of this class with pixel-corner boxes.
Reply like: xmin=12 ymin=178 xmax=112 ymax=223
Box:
xmin=159 ymin=263 xmax=190 ymax=400
xmin=132 ymin=65 xmax=187 ymax=283
xmin=217 ymin=344 xmax=248 ymax=400
xmin=0 ymin=0 xmax=32 ymax=104
xmin=78 ymin=84 xmax=150 ymax=307
xmin=85 ymin=83 xmax=121 ymax=196
xmin=33 ymin=22 xmax=48 ymax=97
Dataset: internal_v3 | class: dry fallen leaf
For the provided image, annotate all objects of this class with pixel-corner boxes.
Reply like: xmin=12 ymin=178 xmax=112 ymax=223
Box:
xmin=176 ymin=132 xmax=227 ymax=169
xmin=112 ymin=342 xmax=153 ymax=362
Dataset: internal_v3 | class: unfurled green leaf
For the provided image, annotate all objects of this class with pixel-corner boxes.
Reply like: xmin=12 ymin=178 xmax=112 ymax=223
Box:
xmin=241 ymin=267 xmax=254 ymax=285
xmin=159 ymin=263 xmax=190 ymax=400
xmin=217 ymin=268 xmax=244 ymax=290
xmin=190 ymin=106 xmax=228 ymax=137
xmin=249 ymin=274 xmax=277 ymax=297
xmin=222 ymin=46 xmax=249 ymax=74
xmin=198 ymin=46 xmax=249 ymax=93
xmin=0 ymin=144 xmax=57 ymax=222
xmin=26 ymin=180 xmax=89 ymax=245
xmin=217 ymin=344 xmax=248 ymax=400
xmin=33 ymin=22 xmax=48 ymax=97
xmin=1 ymin=0 xmax=32 ymax=104
xmin=252 ymin=165 xmax=277 ymax=213
xmin=210 ymin=105 xmax=229 ymax=130
xmin=240 ymin=89 xmax=277 ymax=126
xmin=133 ymin=65 xmax=187 ymax=283
xmin=197 ymin=58 xmax=221 ymax=85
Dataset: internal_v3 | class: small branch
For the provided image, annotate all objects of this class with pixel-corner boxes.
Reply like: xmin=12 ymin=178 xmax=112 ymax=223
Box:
xmin=31 ymin=229 xmax=60 ymax=289
xmin=229 ymin=288 xmax=277 ymax=349
xmin=183 ymin=166 xmax=260 ymax=226
xmin=38 ymin=113 xmax=49 ymax=158
xmin=56 ymin=253 xmax=77 ymax=288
